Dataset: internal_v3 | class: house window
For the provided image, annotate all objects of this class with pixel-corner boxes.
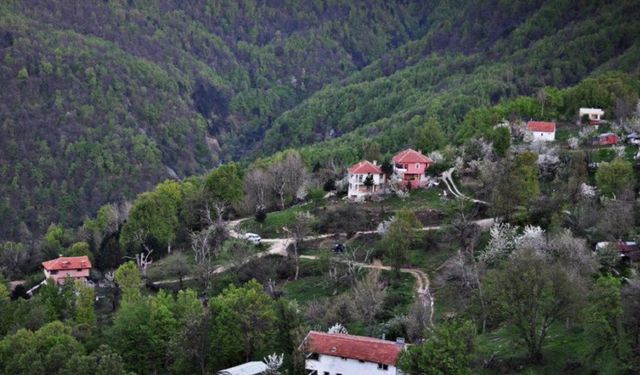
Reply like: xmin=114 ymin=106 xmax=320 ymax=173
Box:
xmin=51 ymin=270 xmax=58 ymax=275
xmin=308 ymin=353 xmax=319 ymax=360
xmin=324 ymin=372 xmax=329 ymax=375
xmin=415 ymin=163 xmax=420 ymax=169
xmin=378 ymin=364 xmax=389 ymax=370
xmin=358 ymin=175 xmax=363 ymax=182
xmin=341 ymin=357 xmax=347 ymax=360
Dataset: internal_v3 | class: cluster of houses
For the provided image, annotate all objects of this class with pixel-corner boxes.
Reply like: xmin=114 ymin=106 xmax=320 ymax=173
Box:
xmin=526 ymin=107 xmax=607 ymax=143
xmin=525 ymin=107 xmax=640 ymax=149
xmin=347 ymin=148 xmax=434 ymax=199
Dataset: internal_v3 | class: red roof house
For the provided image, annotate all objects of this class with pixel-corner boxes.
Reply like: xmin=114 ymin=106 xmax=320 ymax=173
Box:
xmin=348 ymin=160 xmax=382 ymax=175
xmin=347 ymin=160 xmax=385 ymax=199
xmin=527 ymin=121 xmax=556 ymax=142
xmin=301 ymin=331 xmax=405 ymax=374
xmin=392 ymin=148 xmax=434 ymax=189
xmin=42 ymin=256 xmax=92 ymax=285
xmin=593 ymin=133 xmax=619 ymax=146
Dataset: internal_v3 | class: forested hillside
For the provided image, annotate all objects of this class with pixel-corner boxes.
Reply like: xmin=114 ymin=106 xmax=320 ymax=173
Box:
xmin=262 ymin=0 xmax=640 ymax=164
xmin=0 ymin=0 xmax=431 ymax=239
xmin=1 ymin=0 xmax=640 ymax=239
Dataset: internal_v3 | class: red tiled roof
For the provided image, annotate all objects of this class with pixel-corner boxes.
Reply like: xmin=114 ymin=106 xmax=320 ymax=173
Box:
xmin=527 ymin=121 xmax=556 ymax=133
xmin=392 ymin=148 xmax=432 ymax=164
xmin=302 ymin=331 xmax=404 ymax=366
xmin=348 ymin=160 xmax=382 ymax=174
xmin=42 ymin=256 xmax=92 ymax=271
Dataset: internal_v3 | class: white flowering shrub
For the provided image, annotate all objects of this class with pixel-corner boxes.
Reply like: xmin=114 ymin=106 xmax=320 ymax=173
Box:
xmin=567 ymin=137 xmax=579 ymax=149
xmin=479 ymin=223 xmax=518 ymax=265
xmin=327 ymin=323 xmax=349 ymax=334
xmin=580 ymin=183 xmax=596 ymax=199
xmin=427 ymin=151 xmax=444 ymax=163
xmin=263 ymin=353 xmax=284 ymax=375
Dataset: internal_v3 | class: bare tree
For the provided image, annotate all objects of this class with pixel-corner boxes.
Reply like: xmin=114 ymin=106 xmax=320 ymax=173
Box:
xmin=449 ymin=203 xmax=488 ymax=332
xmin=353 ymin=269 xmax=387 ymax=336
xmin=244 ymin=167 xmax=272 ymax=213
xmin=597 ymin=197 xmax=635 ymax=240
xmin=125 ymin=230 xmax=153 ymax=276
xmin=268 ymin=152 xmax=307 ymax=210
xmin=286 ymin=211 xmax=314 ymax=280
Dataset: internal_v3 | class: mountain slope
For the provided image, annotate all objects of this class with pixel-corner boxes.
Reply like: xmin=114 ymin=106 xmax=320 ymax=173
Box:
xmin=0 ymin=0 xmax=432 ymax=239
xmin=260 ymin=0 xmax=640 ymax=163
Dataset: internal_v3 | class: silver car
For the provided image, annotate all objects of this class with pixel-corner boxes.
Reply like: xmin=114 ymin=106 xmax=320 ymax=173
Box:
xmin=244 ymin=233 xmax=262 ymax=245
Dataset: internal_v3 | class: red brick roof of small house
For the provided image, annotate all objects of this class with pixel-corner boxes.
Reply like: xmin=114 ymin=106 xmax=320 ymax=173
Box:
xmin=527 ymin=121 xmax=556 ymax=133
xmin=348 ymin=160 xmax=382 ymax=175
xmin=42 ymin=256 xmax=92 ymax=271
xmin=301 ymin=331 xmax=404 ymax=366
xmin=392 ymin=148 xmax=433 ymax=164
xmin=597 ymin=133 xmax=619 ymax=144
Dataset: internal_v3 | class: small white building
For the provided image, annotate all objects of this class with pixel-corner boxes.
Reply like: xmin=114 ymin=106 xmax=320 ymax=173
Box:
xmin=527 ymin=121 xmax=556 ymax=142
xmin=579 ymin=107 xmax=604 ymax=125
xmin=217 ymin=361 xmax=268 ymax=375
xmin=300 ymin=331 xmax=405 ymax=375
xmin=347 ymin=160 xmax=385 ymax=199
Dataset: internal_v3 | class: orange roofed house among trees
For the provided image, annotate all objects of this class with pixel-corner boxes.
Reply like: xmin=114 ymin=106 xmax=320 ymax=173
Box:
xmin=42 ymin=256 xmax=92 ymax=285
xmin=392 ymin=148 xmax=434 ymax=189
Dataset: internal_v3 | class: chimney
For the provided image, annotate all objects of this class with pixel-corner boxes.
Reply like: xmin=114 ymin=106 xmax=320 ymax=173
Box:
xmin=373 ymin=160 xmax=377 ymax=166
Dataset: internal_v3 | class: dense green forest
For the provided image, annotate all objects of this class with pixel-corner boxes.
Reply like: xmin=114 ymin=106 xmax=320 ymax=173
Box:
xmin=1 ymin=0 xmax=640 ymax=239
xmin=0 ymin=0 xmax=432 ymax=239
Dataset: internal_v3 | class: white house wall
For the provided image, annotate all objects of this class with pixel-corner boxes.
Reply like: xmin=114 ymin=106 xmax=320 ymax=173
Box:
xmin=530 ymin=131 xmax=555 ymax=142
xmin=348 ymin=173 xmax=385 ymax=198
xmin=306 ymin=354 xmax=399 ymax=375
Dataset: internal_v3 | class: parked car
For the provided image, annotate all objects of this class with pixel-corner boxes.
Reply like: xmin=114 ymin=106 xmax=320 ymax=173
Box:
xmin=244 ymin=233 xmax=262 ymax=245
xmin=332 ymin=243 xmax=345 ymax=253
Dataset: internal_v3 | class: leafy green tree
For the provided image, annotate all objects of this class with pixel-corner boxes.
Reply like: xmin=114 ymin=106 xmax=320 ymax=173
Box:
xmin=38 ymin=279 xmax=76 ymax=321
xmin=64 ymin=241 xmax=93 ymax=262
xmin=204 ymin=163 xmax=244 ymax=211
xmin=584 ymin=276 xmax=631 ymax=373
xmin=120 ymin=180 xmax=183 ymax=253
xmin=210 ymin=280 xmax=276 ymax=367
xmin=61 ymin=345 xmax=129 ymax=375
xmin=595 ymin=158 xmax=635 ymax=197
xmin=42 ymin=224 xmax=67 ymax=259
xmin=16 ymin=67 xmax=28 ymax=80
xmin=491 ymin=152 xmax=540 ymax=219
xmin=0 ymin=283 xmax=11 ymax=336
xmin=398 ymin=320 xmax=475 ymax=375
xmin=74 ymin=280 xmax=96 ymax=330
xmin=491 ymin=127 xmax=510 ymax=157
xmin=484 ymin=248 xmax=584 ymax=362
xmin=363 ymin=174 xmax=374 ymax=191
xmin=0 ymin=321 xmax=85 ymax=375
xmin=114 ymin=261 xmax=141 ymax=303
xmin=416 ymin=118 xmax=446 ymax=153
xmin=110 ymin=293 xmax=178 ymax=374
xmin=380 ymin=209 xmax=421 ymax=274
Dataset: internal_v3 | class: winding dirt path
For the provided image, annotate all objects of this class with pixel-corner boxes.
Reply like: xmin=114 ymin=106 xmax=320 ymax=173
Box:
xmin=160 ymin=203 xmax=495 ymax=327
